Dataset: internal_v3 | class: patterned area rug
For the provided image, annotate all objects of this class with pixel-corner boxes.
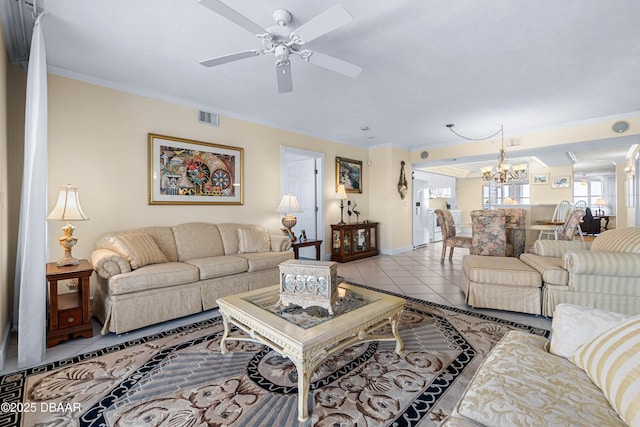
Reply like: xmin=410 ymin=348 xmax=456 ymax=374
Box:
xmin=0 ymin=284 xmax=549 ymax=426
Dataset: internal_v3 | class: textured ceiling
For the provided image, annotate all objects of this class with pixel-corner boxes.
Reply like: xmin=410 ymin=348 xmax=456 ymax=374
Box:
xmin=3 ymin=0 xmax=640 ymax=173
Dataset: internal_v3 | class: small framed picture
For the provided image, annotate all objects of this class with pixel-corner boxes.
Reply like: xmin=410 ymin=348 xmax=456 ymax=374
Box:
xmin=336 ymin=156 xmax=363 ymax=193
xmin=300 ymin=230 xmax=308 ymax=241
xmin=551 ymin=176 xmax=571 ymax=188
xmin=531 ymin=173 xmax=549 ymax=185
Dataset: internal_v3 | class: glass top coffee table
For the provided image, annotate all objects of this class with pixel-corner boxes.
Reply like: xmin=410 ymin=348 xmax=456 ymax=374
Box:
xmin=216 ymin=282 xmax=406 ymax=422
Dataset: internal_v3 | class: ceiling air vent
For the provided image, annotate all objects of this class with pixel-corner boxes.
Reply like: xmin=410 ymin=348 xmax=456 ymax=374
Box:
xmin=198 ymin=111 xmax=219 ymax=126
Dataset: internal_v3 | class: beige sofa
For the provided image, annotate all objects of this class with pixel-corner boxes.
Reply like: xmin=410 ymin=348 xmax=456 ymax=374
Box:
xmin=440 ymin=304 xmax=639 ymax=426
xmin=90 ymin=222 xmax=294 ymax=334
xmin=520 ymin=227 xmax=640 ymax=316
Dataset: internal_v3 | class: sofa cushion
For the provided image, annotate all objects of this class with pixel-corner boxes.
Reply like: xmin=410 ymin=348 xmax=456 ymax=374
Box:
xmin=237 ymin=227 xmax=271 ymax=253
xmin=172 ymin=222 xmax=224 ymax=261
xmin=217 ymin=223 xmax=260 ymax=255
xmin=104 ymin=231 xmax=168 ymax=269
xmin=455 ymin=331 xmax=626 ymax=426
xmin=108 ymin=262 xmax=199 ymax=295
xmin=233 ymin=251 xmax=294 ymax=272
xmin=571 ymin=315 xmax=640 ymax=426
xmin=185 ymin=256 xmax=248 ymax=280
xmin=519 ymin=253 xmax=568 ymax=286
xmin=591 ymin=227 xmax=640 ymax=253
xmin=550 ymin=304 xmax=630 ymax=359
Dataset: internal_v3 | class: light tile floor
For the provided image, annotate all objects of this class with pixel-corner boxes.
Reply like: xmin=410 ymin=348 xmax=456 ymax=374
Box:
xmin=1 ymin=242 xmax=551 ymax=375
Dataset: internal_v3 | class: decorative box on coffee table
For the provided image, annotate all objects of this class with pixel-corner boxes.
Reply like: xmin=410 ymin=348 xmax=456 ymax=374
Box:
xmin=278 ymin=259 xmax=338 ymax=315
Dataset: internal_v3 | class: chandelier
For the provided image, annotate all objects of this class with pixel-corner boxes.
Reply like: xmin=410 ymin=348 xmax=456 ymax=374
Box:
xmin=446 ymin=123 xmax=527 ymax=186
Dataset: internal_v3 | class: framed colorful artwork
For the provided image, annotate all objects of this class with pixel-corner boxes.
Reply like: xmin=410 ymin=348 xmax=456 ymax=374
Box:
xmin=531 ymin=173 xmax=549 ymax=185
xmin=336 ymin=156 xmax=363 ymax=193
xmin=148 ymin=133 xmax=243 ymax=205
xmin=551 ymin=176 xmax=571 ymax=189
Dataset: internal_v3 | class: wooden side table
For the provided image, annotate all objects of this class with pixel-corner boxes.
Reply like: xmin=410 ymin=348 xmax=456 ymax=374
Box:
xmin=46 ymin=259 xmax=94 ymax=347
xmin=290 ymin=239 xmax=323 ymax=260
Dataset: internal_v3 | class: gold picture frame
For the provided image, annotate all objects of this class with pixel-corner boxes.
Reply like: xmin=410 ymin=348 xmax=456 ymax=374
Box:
xmin=336 ymin=156 xmax=363 ymax=193
xmin=148 ymin=133 xmax=243 ymax=205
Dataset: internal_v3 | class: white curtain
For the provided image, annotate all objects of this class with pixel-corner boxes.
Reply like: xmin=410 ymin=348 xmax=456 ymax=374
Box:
xmin=603 ymin=175 xmax=616 ymax=216
xmin=13 ymin=13 xmax=48 ymax=367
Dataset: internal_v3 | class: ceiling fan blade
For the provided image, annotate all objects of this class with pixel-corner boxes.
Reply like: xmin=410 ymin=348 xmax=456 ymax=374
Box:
xmin=199 ymin=0 xmax=267 ymax=35
xmin=200 ymin=50 xmax=260 ymax=67
xmin=306 ymin=51 xmax=362 ymax=78
xmin=291 ymin=5 xmax=353 ymax=43
xmin=276 ymin=62 xmax=293 ymax=93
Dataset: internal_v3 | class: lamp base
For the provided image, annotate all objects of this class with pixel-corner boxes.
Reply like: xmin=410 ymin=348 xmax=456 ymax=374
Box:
xmin=282 ymin=215 xmax=297 ymax=242
xmin=57 ymin=224 xmax=79 ymax=266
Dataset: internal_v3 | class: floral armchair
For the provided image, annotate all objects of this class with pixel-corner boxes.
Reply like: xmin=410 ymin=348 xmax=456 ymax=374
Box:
xmin=435 ymin=209 xmax=472 ymax=262
xmin=503 ymin=208 xmax=527 ymax=257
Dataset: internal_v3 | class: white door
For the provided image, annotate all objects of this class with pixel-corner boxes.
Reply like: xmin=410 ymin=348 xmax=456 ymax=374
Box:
xmin=281 ymin=147 xmax=324 ymax=259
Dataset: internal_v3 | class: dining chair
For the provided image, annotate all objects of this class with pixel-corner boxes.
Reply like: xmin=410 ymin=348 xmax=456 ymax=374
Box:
xmin=531 ymin=200 xmax=572 ymax=240
xmin=470 ymin=209 xmax=508 ymax=256
xmin=573 ymin=200 xmax=587 ymax=241
xmin=435 ymin=208 xmax=472 ymax=262
xmin=558 ymin=209 xmax=585 ymax=240
xmin=503 ymin=208 xmax=527 ymax=257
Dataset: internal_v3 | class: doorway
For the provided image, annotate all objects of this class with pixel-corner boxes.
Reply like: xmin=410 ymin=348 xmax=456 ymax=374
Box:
xmin=280 ymin=146 xmax=325 ymax=259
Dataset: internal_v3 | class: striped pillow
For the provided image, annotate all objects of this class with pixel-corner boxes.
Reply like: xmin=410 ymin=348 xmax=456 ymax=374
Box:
xmin=571 ymin=315 xmax=640 ymax=426
xmin=106 ymin=231 xmax=168 ymax=269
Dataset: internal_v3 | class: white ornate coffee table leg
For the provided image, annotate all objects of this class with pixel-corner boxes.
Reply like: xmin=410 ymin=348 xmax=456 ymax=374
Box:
xmin=295 ymin=360 xmax=313 ymax=422
xmin=219 ymin=313 xmax=231 ymax=355
xmin=391 ymin=311 xmax=404 ymax=354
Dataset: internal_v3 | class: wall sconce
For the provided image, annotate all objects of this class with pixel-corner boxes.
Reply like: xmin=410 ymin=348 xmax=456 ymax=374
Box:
xmin=397 ymin=161 xmax=408 ymax=199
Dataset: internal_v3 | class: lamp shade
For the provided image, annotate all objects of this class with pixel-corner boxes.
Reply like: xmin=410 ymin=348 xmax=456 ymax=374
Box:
xmin=336 ymin=184 xmax=348 ymax=200
xmin=46 ymin=185 xmax=89 ymax=221
xmin=595 ymin=198 xmax=606 ymax=207
xmin=276 ymin=193 xmax=302 ymax=214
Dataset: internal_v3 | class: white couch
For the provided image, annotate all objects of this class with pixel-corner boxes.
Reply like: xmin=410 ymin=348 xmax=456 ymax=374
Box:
xmin=90 ymin=222 xmax=293 ymax=334
xmin=440 ymin=304 xmax=640 ymax=426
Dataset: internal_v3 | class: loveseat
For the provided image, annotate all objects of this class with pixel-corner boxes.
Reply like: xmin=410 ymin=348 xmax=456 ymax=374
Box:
xmin=440 ymin=304 xmax=639 ymax=426
xmin=519 ymin=226 xmax=640 ymax=316
xmin=90 ymin=222 xmax=294 ymax=334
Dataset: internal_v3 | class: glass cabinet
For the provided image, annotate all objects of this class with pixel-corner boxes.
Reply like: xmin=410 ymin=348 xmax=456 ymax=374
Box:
xmin=331 ymin=222 xmax=379 ymax=262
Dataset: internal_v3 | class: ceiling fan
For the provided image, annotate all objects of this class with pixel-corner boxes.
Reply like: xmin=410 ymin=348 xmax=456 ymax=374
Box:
xmin=198 ymin=0 xmax=362 ymax=93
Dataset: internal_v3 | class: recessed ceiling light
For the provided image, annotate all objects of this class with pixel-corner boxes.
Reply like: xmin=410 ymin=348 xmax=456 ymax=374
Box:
xmin=360 ymin=126 xmax=370 ymax=131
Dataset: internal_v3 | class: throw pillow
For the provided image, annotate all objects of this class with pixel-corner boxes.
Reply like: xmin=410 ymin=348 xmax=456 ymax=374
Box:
xmin=550 ymin=304 xmax=630 ymax=359
xmin=237 ymin=228 xmax=271 ymax=253
xmin=105 ymin=231 xmax=168 ymax=269
xmin=570 ymin=315 xmax=640 ymax=426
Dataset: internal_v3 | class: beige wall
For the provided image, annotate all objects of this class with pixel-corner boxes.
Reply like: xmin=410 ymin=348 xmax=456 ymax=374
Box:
xmin=45 ymin=75 xmax=379 ymax=279
xmin=368 ymin=145 xmax=412 ymax=253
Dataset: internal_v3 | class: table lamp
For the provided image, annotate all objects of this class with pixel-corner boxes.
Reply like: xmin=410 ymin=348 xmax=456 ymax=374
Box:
xmin=276 ymin=193 xmax=302 ymax=241
xmin=46 ymin=184 xmax=89 ymax=266
xmin=595 ymin=198 xmax=606 ymax=216
xmin=336 ymin=184 xmax=348 ymax=225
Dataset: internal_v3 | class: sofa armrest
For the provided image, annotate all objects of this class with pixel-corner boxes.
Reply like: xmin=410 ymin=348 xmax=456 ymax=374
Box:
xmin=533 ymin=240 xmax=590 ymax=257
xmin=90 ymin=248 xmax=132 ymax=279
xmin=550 ymin=303 xmax=630 ymax=358
xmin=270 ymin=235 xmax=292 ymax=252
xmin=564 ymin=251 xmax=640 ymax=277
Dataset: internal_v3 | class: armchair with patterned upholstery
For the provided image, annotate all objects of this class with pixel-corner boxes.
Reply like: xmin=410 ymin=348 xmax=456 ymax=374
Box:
xmin=435 ymin=209 xmax=472 ymax=262
xmin=503 ymin=208 xmax=527 ymax=257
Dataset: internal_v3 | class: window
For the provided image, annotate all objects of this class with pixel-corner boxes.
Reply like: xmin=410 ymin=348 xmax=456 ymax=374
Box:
xmin=573 ymin=179 xmax=603 ymax=211
xmin=483 ymin=183 xmax=530 ymax=206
